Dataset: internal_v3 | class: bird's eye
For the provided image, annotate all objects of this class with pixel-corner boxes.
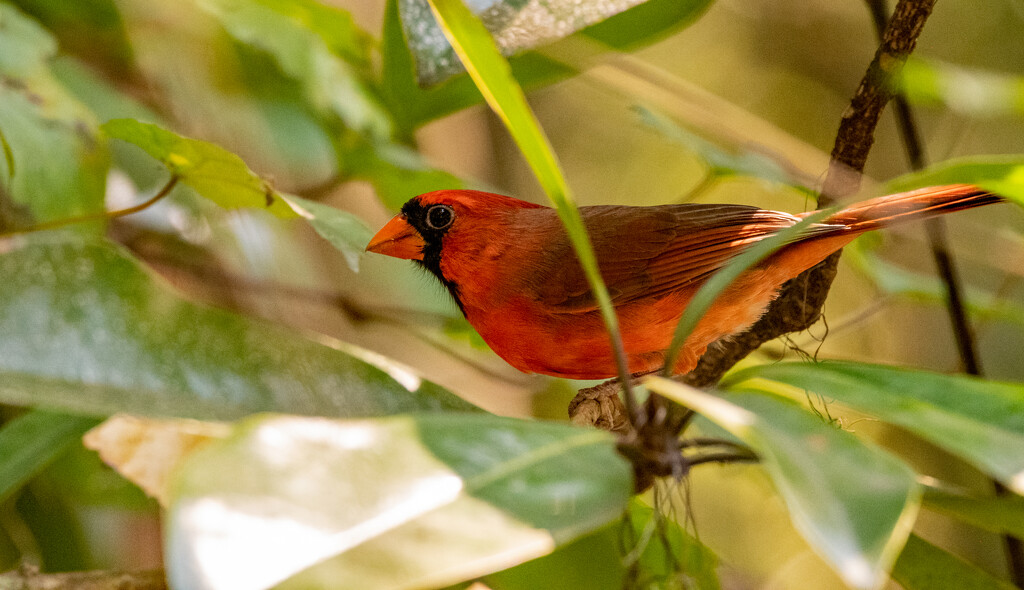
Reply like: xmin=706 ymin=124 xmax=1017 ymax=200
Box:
xmin=425 ymin=204 xmax=454 ymax=230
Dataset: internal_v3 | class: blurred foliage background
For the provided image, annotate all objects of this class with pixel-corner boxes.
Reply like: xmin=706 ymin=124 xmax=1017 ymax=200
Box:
xmin=0 ymin=0 xmax=1023 ymax=588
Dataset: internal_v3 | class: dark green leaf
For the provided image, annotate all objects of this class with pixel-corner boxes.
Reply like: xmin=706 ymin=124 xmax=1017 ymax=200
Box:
xmin=9 ymin=0 xmax=134 ymax=74
xmin=401 ymin=0 xmax=642 ymax=86
xmin=197 ymin=0 xmax=392 ymax=140
xmin=891 ymin=534 xmax=1017 ymax=590
xmin=923 ymin=487 xmax=1024 ymax=539
xmin=166 ymin=413 xmax=631 ymax=590
xmin=0 ymin=237 xmax=476 ymax=420
xmin=884 ymin=155 xmax=1024 ymax=208
xmin=729 ymin=361 xmax=1024 ymax=495
xmin=400 ymin=0 xmax=713 ymax=87
xmin=486 ymin=499 xmax=721 ymax=590
xmin=0 ymin=410 xmax=99 ymax=505
xmin=646 ymin=379 xmax=920 ymax=590
xmin=0 ymin=4 xmax=108 ymax=227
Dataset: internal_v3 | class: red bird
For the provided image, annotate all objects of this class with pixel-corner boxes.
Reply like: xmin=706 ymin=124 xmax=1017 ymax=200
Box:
xmin=366 ymin=185 xmax=999 ymax=379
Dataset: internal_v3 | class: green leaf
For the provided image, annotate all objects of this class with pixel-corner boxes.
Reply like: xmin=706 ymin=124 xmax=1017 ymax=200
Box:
xmin=166 ymin=413 xmax=631 ymax=590
xmin=9 ymin=0 xmax=134 ymax=75
xmin=635 ymin=105 xmax=795 ymax=185
xmin=485 ymin=499 xmax=721 ymax=590
xmin=0 ymin=4 xmax=108 ymax=227
xmin=380 ymin=0 xmax=571 ymax=132
xmin=899 ymin=58 xmax=1024 ymax=119
xmin=891 ymin=534 xmax=1017 ymax=590
xmin=729 ymin=362 xmax=1024 ymax=495
xmin=101 ymin=118 xmax=301 ymax=218
xmin=280 ymin=194 xmax=371 ymax=272
xmin=399 ymin=0 xmax=713 ymax=87
xmin=380 ymin=0 xmax=711 ymax=129
xmin=197 ymin=0 xmax=392 ymax=141
xmin=426 ymin=0 xmax=630 ymax=383
xmin=923 ymin=487 xmax=1024 ymax=539
xmin=885 ymin=155 xmax=1024 ymax=208
xmin=646 ymin=378 xmax=920 ymax=590
xmin=0 ymin=410 xmax=99 ymax=506
xmin=844 ymin=237 xmax=1024 ymax=327
xmin=0 ymin=237 xmax=476 ymax=420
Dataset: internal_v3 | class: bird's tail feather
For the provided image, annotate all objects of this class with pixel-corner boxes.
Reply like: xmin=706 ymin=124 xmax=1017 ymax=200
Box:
xmin=818 ymin=184 xmax=1000 ymax=233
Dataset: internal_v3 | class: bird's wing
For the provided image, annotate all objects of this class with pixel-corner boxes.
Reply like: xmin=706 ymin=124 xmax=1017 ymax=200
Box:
xmin=525 ymin=203 xmax=837 ymax=312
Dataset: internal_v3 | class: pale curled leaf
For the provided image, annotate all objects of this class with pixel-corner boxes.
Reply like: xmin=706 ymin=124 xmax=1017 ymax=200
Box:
xmin=646 ymin=378 xmax=920 ymax=590
xmin=167 ymin=414 xmax=632 ymax=590
xmin=83 ymin=414 xmax=228 ymax=506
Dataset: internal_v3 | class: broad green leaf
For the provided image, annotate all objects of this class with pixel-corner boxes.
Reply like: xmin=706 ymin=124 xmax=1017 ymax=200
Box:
xmin=0 ymin=237 xmax=476 ymax=420
xmin=891 ymin=534 xmax=1017 ymax=590
xmin=0 ymin=4 xmax=108 ymax=227
xmin=166 ymin=413 xmax=631 ymax=590
xmin=399 ymin=0 xmax=713 ymax=87
xmin=197 ymin=0 xmax=392 ymax=140
xmin=885 ymin=155 xmax=1024 ymax=208
xmin=101 ymin=118 xmax=297 ymax=218
xmin=0 ymin=410 xmax=99 ymax=505
xmin=729 ymin=362 xmax=1024 ymax=495
xmin=923 ymin=487 xmax=1024 ymax=539
xmin=280 ymin=194 xmax=371 ymax=272
xmin=646 ymin=378 xmax=920 ymax=590
xmin=426 ymin=0 xmax=630 ymax=383
xmin=899 ymin=58 xmax=1024 ymax=118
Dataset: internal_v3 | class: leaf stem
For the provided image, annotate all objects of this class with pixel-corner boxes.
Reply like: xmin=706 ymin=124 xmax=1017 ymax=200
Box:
xmin=0 ymin=175 xmax=180 ymax=238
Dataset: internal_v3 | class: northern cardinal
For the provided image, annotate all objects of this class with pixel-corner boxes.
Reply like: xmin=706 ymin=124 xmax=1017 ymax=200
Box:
xmin=366 ymin=185 xmax=999 ymax=379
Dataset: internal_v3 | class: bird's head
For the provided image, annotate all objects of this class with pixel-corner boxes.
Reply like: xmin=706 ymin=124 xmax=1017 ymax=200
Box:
xmin=365 ymin=189 xmax=543 ymax=263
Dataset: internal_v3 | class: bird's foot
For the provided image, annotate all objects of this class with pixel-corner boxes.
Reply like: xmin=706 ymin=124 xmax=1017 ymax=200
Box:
xmin=568 ymin=374 xmax=652 ymax=434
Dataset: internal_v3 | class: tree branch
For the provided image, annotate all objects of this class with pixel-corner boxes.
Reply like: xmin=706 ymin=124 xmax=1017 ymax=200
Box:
xmin=683 ymin=0 xmax=937 ymax=388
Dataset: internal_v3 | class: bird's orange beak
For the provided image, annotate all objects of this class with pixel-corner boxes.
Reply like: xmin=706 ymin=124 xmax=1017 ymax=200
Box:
xmin=365 ymin=214 xmax=426 ymax=260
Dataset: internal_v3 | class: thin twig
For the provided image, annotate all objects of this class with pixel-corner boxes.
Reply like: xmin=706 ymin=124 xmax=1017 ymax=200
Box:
xmin=0 ymin=176 xmax=180 ymax=238
xmin=686 ymin=451 xmax=759 ymax=467
xmin=864 ymin=0 xmax=1024 ymax=584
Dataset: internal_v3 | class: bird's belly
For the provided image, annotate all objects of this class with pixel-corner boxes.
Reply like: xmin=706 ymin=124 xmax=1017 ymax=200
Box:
xmin=464 ymin=277 xmax=788 ymax=380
